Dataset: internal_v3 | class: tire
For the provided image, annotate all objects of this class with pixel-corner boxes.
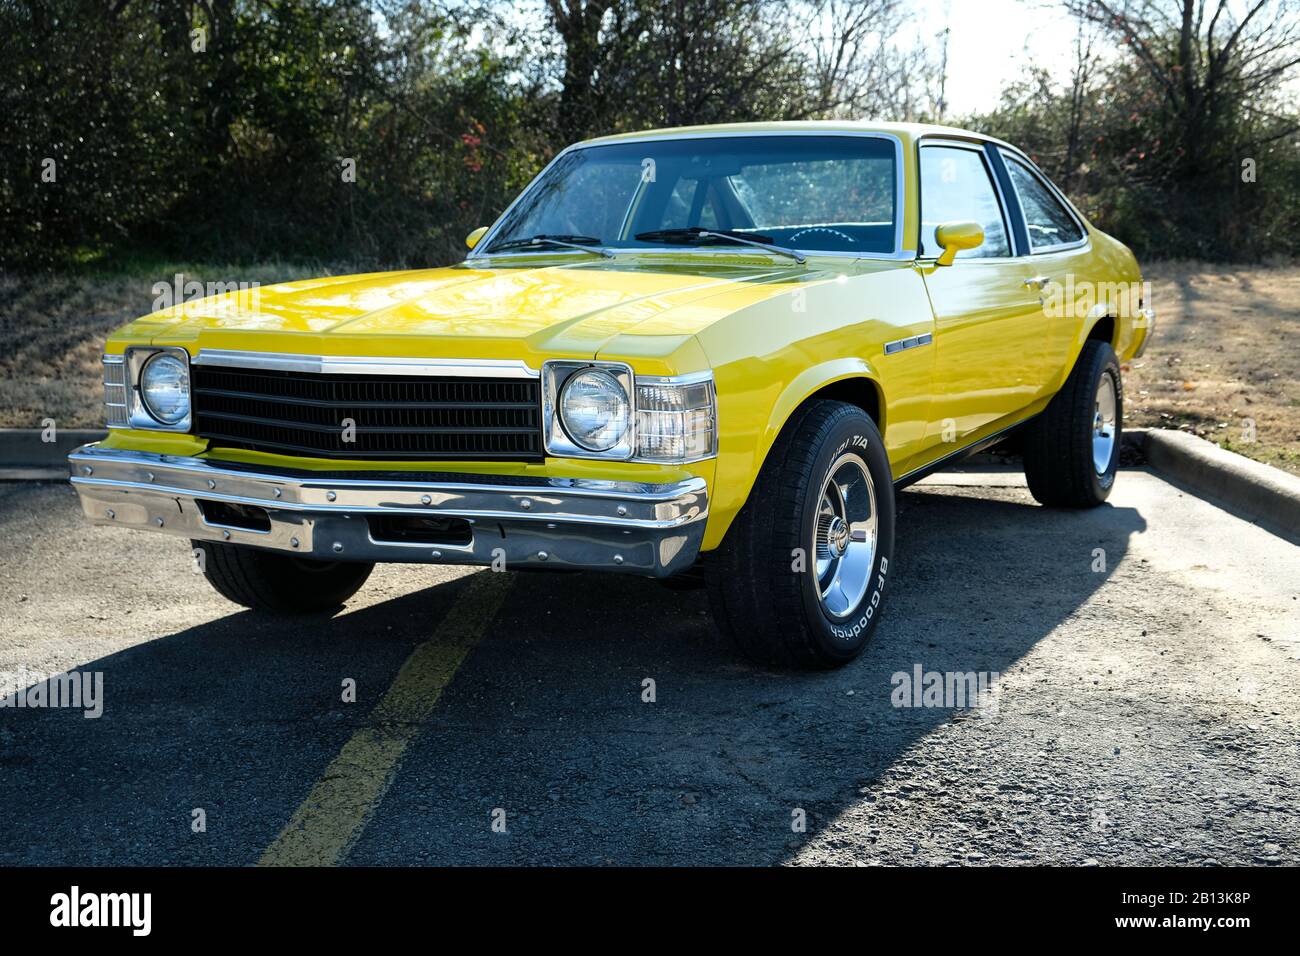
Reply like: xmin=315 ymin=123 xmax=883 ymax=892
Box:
xmin=705 ymin=400 xmax=895 ymax=669
xmin=1023 ymin=339 xmax=1123 ymax=508
xmin=192 ymin=540 xmax=374 ymax=613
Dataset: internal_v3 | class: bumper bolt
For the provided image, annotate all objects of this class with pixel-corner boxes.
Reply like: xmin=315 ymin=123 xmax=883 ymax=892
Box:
xmin=106 ymin=509 xmax=115 ymax=519
xmin=273 ymin=487 xmax=282 ymax=498
xmin=537 ymin=551 xmax=548 ymax=561
xmin=613 ymin=554 xmax=624 ymax=565
xmin=430 ymin=550 xmax=442 ymax=558
xmin=222 ymin=530 xmax=231 ymax=540
xmin=332 ymin=541 xmax=343 ymax=553
xmin=616 ymin=505 xmax=627 ymax=516
xmin=421 ymin=495 xmax=432 ymax=506
xmin=520 ymin=498 xmax=532 ymax=510
xmin=145 ymin=472 xmax=155 ymax=482
xmin=326 ymin=491 xmax=337 ymax=502
xmin=154 ymin=517 xmax=164 ymax=527
xmin=290 ymin=537 xmax=300 ymax=549
xmin=82 ymin=466 xmax=93 ymax=476
xmin=206 ymin=479 xmax=216 ymax=489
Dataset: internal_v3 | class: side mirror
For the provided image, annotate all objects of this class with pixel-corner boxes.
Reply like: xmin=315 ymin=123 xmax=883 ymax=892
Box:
xmin=934 ymin=221 xmax=984 ymax=266
xmin=465 ymin=226 xmax=489 ymax=250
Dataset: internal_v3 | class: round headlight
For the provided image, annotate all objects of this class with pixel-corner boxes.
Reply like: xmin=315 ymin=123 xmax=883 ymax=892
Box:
xmin=139 ymin=352 xmax=190 ymax=425
xmin=559 ymin=369 xmax=629 ymax=452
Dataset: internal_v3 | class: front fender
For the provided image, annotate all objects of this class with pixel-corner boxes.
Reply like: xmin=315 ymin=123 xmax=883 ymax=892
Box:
xmin=702 ymin=358 xmax=882 ymax=550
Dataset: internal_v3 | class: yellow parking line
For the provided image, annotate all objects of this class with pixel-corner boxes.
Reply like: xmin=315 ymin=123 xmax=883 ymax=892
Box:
xmin=258 ymin=570 xmax=514 ymax=867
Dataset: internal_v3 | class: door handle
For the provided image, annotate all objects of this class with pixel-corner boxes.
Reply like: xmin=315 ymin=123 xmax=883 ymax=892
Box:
xmin=1023 ymin=275 xmax=1051 ymax=289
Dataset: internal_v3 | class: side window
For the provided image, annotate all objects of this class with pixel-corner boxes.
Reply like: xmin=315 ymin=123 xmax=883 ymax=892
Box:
xmin=1004 ymin=156 xmax=1084 ymax=251
xmin=919 ymin=145 xmax=1010 ymax=259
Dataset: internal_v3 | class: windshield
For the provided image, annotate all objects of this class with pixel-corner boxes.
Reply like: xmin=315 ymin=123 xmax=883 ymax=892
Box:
xmin=482 ymin=135 xmax=898 ymax=257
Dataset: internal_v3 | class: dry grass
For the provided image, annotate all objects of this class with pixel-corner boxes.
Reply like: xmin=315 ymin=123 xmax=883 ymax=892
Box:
xmin=1127 ymin=261 xmax=1300 ymax=475
xmin=3 ymin=259 xmax=1297 ymax=475
xmin=0 ymin=262 xmax=339 ymax=431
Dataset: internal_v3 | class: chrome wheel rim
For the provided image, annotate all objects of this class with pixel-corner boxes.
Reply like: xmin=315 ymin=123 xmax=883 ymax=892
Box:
xmin=1092 ymin=372 xmax=1118 ymax=475
xmin=813 ymin=453 xmax=878 ymax=620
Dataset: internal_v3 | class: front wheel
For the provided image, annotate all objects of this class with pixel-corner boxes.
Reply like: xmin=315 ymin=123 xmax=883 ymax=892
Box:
xmin=192 ymin=540 xmax=374 ymax=613
xmin=1023 ymin=339 xmax=1123 ymax=507
xmin=706 ymin=400 xmax=895 ymax=669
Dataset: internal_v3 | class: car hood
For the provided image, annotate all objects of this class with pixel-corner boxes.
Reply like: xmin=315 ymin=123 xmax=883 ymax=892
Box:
xmin=121 ymin=256 xmax=839 ymax=368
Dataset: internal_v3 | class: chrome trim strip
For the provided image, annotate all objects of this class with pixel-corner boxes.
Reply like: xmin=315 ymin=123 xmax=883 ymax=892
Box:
xmin=893 ymin=415 xmax=1037 ymax=490
xmin=468 ymin=130 xmax=911 ymax=263
xmin=636 ymin=370 xmax=715 ymax=386
xmin=192 ymin=349 xmax=540 ymax=379
xmin=67 ymin=444 xmax=708 ymax=576
xmin=883 ymin=332 xmax=933 ymax=355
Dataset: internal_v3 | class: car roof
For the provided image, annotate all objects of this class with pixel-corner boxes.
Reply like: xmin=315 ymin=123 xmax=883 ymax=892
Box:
xmin=575 ymin=120 xmax=1017 ymax=152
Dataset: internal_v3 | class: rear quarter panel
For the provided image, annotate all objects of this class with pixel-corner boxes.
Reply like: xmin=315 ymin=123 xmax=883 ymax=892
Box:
xmin=1044 ymin=226 xmax=1147 ymax=395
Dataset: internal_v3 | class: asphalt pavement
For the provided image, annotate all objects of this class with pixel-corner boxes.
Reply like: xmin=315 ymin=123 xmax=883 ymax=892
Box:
xmin=1 ymin=467 xmax=1296 ymax=865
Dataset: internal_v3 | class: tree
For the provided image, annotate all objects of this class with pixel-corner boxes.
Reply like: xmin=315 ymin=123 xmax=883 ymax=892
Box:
xmin=535 ymin=0 xmax=941 ymax=142
xmin=967 ymin=0 xmax=1300 ymax=259
xmin=1065 ymin=0 xmax=1300 ymax=178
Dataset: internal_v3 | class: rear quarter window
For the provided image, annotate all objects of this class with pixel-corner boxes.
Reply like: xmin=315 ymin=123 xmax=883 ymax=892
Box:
xmin=1005 ymin=157 xmax=1085 ymax=251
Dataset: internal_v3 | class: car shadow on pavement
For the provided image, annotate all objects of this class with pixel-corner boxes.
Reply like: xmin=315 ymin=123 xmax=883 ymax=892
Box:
xmin=0 ymin=485 xmax=1146 ymax=866
xmin=0 ymin=574 xmax=479 ymax=865
xmin=345 ymin=486 xmax=1149 ymax=865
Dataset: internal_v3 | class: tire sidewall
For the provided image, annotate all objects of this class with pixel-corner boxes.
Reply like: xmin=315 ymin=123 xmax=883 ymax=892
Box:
xmin=1089 ymin=347 xmax=1123 ymax=497
xmin=796 ymin=413 xmax=895 ymax=663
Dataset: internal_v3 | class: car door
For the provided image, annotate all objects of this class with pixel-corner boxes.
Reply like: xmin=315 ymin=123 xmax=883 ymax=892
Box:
xmin=915 ymin=140 xmax=1052 ymax=457
xmin=997 ymin=149 xmax=1092 ymax=382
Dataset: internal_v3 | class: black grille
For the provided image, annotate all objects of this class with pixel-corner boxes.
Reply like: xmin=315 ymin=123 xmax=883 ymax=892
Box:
xmin=191 ymin=366 xmax=543 ymax=460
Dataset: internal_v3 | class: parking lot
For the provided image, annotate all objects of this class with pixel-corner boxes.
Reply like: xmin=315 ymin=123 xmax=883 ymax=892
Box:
xmin=1 ymin=467 xmax=1297 ymax=866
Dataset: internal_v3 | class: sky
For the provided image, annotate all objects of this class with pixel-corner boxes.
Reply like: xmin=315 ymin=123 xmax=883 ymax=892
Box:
xmin=926 ymin=0 xmax=1300 ymax=115
xmin=917 ymin=0 xmax=1084 ymax=116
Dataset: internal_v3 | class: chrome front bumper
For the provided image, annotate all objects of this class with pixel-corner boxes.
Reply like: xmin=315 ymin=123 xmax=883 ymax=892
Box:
xmin=67 ymin=445 xmax=708 ymax=576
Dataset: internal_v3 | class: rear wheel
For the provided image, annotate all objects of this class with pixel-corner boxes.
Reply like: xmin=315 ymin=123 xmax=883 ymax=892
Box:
xmin=706 ymin=400 xmax=895 ymax=669
xmin=1023 ymin=339 xmax=1123 ymax=507
xmin=192 ymin=540 xmax=374 ymax=613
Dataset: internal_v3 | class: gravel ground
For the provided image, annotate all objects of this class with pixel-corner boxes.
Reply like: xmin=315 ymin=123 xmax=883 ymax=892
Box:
xmin=0 ymin=468 xmax=1296 ymax=866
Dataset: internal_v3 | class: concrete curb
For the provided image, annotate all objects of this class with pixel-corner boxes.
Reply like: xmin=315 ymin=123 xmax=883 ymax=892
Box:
xmin=0 ymin=428 xmax=107 ymax=465
xmin=1128 ymin=427 xmax=1300 ymax=542
xmin=0 ymin=429 xmax=106 ymax=481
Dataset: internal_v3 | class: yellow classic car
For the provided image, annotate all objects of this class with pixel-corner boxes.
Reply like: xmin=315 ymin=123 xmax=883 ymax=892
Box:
xmin=69 ymin=121 xmax=1153 ymax=669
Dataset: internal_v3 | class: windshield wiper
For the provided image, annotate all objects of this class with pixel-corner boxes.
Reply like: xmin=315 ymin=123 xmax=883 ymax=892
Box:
xmin=487 ymin=234 xmax=614 ymax=258
xmin=634 ymin=227 xmax=806 ymax=263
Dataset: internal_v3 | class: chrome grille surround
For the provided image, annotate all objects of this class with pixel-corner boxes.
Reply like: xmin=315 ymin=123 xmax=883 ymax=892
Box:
xmin=102 ymin=354 xmax=129 ymax=427
xmin=188 ymin=351 xmax=544 ymax=461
